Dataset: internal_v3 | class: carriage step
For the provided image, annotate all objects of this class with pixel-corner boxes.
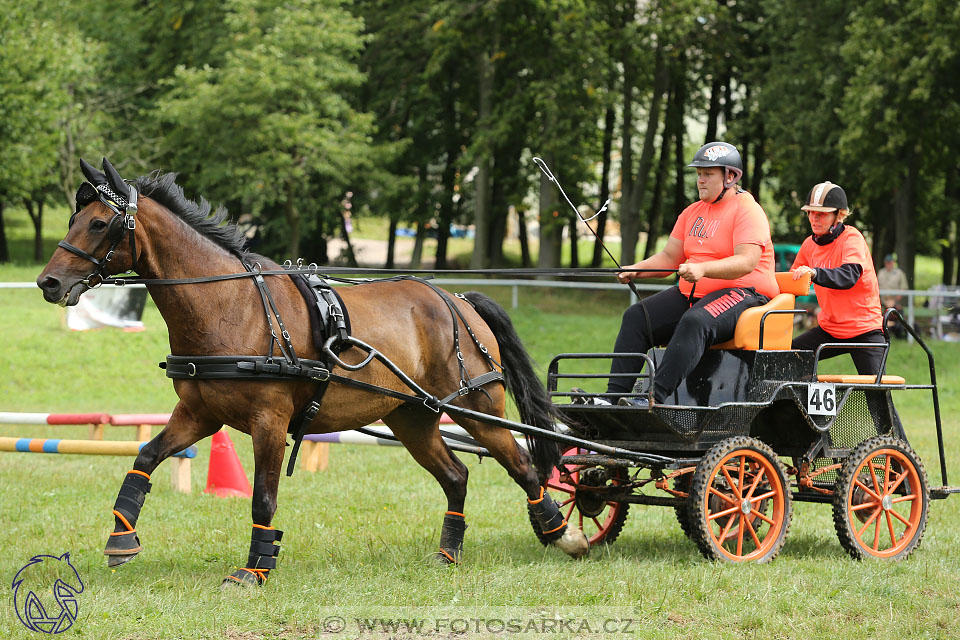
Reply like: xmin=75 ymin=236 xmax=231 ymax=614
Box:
xmin=930 ymin=486 xmax=960 ymax=500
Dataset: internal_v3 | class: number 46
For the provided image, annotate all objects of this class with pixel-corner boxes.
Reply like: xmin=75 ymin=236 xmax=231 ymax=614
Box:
xmin=807 ymin=383 xmax=837 ymax=416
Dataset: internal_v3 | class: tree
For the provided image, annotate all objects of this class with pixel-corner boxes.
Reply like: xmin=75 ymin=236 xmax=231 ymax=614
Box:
xmin=156 ymin=0 xmax=378 ymax=260
xmin=839 ymin=0 xmax=960 ymax=285
xmin=0 ymin=0 xmax=91 ymax=261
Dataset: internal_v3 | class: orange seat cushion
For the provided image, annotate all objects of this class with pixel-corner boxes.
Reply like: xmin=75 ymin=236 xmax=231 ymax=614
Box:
xmin=711 ymin=271 xmax=812 ymax=351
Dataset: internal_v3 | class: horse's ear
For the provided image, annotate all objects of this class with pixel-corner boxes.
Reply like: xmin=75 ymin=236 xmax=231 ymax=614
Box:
xmin=80 ymin=158 xmax=106 ymax=186
xmin=101 ymin=158 xmax=129 ymax=196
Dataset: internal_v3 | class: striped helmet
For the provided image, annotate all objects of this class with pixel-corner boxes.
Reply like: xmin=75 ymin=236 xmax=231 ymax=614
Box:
xmin=802 ymin=181 xmax=848 ymax=212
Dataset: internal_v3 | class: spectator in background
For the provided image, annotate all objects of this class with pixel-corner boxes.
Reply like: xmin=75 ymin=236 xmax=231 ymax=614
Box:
xmin=877 ymin=254 xmax=909 ymax=338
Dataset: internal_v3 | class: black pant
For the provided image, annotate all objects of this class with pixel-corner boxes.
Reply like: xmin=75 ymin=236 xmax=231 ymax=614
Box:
xmin=793 ymin=326 xmax=899 ymax=434
xmin=608 ymin=286 xmax=768 ymax=402
xmin=791 ymin=326 xmax=886 ymax=375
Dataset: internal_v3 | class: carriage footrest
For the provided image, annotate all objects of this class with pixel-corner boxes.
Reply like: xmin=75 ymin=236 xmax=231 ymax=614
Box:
xmin=930 ymin=486 xmax=960 ymax=500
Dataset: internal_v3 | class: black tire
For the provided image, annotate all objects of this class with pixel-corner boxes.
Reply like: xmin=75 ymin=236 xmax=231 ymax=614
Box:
xmin=832 ymin=436 xmax=929 ymax=560
xmin=688 ymin=437 xmax=792 ymax=563
xmin=528 ymin=447 xmax=629 ymax=547
xmin=673 ymin=472 xmax=695 ymax=541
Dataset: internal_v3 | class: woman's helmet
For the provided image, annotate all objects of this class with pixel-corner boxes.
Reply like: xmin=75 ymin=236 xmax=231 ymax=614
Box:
xmin=688 ymin=142 xmax=744 ymax=188
xmin=801 ymin=181 xmax=848 ymax=212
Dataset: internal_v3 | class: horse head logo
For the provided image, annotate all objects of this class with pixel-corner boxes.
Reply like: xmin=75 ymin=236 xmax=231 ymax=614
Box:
xmin=12 ymin=553 xmax=84 ymax=634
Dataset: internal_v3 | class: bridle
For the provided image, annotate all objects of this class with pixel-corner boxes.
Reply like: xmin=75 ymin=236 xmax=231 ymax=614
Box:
xmin=59 ymin=181 xmax=138 ymax=286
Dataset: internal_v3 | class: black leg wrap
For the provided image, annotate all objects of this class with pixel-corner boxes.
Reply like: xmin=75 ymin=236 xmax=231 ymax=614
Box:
xmin=436 ymin=513 xmax=467 ymax=564
xmin=528 ymin=490 xmax=567 ymax=543
xmin=223 ymin=526 xmax=284 ymax=587
xmin=104 ymin=471 xmax=152 ymax=559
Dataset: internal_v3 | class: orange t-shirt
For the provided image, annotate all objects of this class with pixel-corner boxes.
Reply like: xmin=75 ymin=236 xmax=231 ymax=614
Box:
xmin=791 ymin=226 xmax=882 ymax=338
xmin=669 ymin=191 xmax=777 ymax=299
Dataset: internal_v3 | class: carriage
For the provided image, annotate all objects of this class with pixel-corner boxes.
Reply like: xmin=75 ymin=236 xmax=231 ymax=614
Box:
xmin=38 ymin=158 xmax=959 ymax=587
xmin=528 ymin=282 xmax=959 ymax=563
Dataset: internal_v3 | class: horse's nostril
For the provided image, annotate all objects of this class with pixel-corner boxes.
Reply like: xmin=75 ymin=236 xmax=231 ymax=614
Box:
xmin=38 ymin=275 xmax=61 ymax=292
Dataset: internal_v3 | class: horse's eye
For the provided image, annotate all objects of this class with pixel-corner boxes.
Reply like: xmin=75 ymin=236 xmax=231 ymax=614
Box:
xmin=90 ymin=219 xmax=108 ymax=232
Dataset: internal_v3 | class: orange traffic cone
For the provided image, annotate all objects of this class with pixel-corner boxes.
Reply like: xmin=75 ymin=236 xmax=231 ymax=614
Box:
xmin=204 ymin=429 xmax=253 ymax=498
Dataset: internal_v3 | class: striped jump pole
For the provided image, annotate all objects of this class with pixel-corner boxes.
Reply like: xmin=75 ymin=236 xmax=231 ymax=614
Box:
xmin=299 ymin=422 xmax=526 ymax=473
xmin=297 ymin=413 xmax=458 ymax=472
xmin=0 ymin=437 xmax=196 ymax=494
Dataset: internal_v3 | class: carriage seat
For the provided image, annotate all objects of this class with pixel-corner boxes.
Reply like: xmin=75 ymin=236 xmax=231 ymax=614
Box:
xmin=711 ymin=272 xmax=812 ymax=351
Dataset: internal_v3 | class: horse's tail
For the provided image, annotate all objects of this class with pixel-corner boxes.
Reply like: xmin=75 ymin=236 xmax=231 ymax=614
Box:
xmin=462 ymin=291 xmax=561 ymax=480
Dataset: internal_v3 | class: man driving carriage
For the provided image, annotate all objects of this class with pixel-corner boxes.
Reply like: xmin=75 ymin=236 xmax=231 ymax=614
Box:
xmin=577 ymin=141 xmax=778 ymax=407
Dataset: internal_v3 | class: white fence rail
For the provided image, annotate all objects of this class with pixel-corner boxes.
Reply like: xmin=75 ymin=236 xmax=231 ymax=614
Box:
xmin=6 ymin=279 xmax=960 ymax=341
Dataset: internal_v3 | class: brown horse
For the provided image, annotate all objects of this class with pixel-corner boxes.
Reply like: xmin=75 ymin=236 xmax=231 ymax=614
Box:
xmin=37 ymin=159 xmax=588 ymax=586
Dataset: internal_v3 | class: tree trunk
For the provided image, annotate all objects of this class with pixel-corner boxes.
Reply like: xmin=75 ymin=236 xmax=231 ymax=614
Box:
xmin=621 ymin=46 xmax=668 ymax=266
xmin=0 ymin=202 xmax=9 ymax=263
xmin=750 ymin=119 xmax=766 ymax=200
xmin=673 ymin=60 xmax=687 ymax=216
xmin=517 ymin=207 xmax=531 ymax=267
xmin=591 ymin=106 xmax=615 ymax=267
xmin=338 ymin=210 xmax=358 ymax=267
xmin=470 ymin=39 xmax=497 ymax=269
xmin=25 ymin=199 xmax=45 ymax=262
xmin=645 ymin=79 xmax=680 ymax=258
xmin=283 ymin=194 xmax=300 ymax=259
xmin=569 ymin=218 xmax=579 ymax=268
xmin=705 ymin=74 xmax=723 ymax=143
xmin=892 ymin=156 xmax=919 ymax=287
xmin=385 ymin=218 xmax=397 ymax=269
xmin=410 ymin=221 xmax=426 ymax=269
xmin=435 ymin=70 xmax=459 ymax=270
xmin=537 ymin=151 xmax=562 ymax=268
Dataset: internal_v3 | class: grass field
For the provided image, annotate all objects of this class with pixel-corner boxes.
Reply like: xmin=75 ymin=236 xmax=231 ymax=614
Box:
xmin=2 ymin=207 xmax=960 ymax=639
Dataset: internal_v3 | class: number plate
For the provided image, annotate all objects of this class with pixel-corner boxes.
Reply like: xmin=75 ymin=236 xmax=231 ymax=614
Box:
xmin=807 ymin=383 xmax=837 ymax=416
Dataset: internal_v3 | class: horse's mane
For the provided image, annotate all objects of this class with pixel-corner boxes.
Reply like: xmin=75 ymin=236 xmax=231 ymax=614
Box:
xmin=134 ymin=172 xmax=249 ymax=259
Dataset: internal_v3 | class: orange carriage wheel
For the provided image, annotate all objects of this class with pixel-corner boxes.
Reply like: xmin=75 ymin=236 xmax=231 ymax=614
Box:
xmin=529 ymin=446 xmax=629 ymax=546
xmin=832 ymin=436 xmax=929 ymax=560
xmin=688 ymin=437 xmax=792 ymax=563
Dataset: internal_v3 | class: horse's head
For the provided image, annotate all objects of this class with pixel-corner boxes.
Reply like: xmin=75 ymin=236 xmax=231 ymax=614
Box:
xmin=37 ymin=157 xmax=139 ymax=306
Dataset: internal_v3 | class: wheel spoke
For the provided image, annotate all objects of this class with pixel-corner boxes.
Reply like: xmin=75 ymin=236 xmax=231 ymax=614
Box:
xmin=708 ymin=486 xmax=738 ymax=506
xmin=738 ymin=457 xmax=746 ymax=495
xmin=590 ymin=516 xmax=605 ymax=531
xmin=716 ymin=511 xmax=738 ymax=545
xmin=558 ymin=497 xmax=575 ymax=508
xmin=886 ymin=469 xmax=908 ymax=495
xmin=563 ymin=502 xmax=575 ymax=521
xmin=871 ymin=513 xmax=881 ymax=550
xmin=855 ymin=507 xmax=881 ymax=538
xmin=751 ymin=489 xmax=776 ymax=502
xmin=850 ymin=500 xmax=879 ymax=512
xmin=888 ymin=508 xmax=912 ymax=527
xmin=890 ymin=494 xmax=917 ymax=505
xmin=853 ymin=478 xmax=881 ymax=501
xmin=867 ymin=459 xmax=884 ymax=498
xmin=885 ymin=511 xmax=898 ymax=548
xmin=736 ymin=516 xmax=745 ymax=556
xmin=744 ymin=467 xmax=765 ymax=501
xmin=746 ymin=516 xmax=763 ymax=548
xmin=882 ymin=456 xmax=892 ymax=495
xmin=721 ymin=465 xmax=743 ymax=500
xmin=752 ymin=509 xmax=775 ymax=526
xmin=707 ymin=504 xmax=741 ymax=521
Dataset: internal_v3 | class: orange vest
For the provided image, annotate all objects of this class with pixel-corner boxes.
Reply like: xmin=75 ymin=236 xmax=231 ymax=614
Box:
xmin=792 ymin=226 xmax=882 ymax=338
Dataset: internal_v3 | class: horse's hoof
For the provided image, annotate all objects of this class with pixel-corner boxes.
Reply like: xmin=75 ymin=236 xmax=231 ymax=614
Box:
xmin=104 ymin=531 xmax=142 ymax=567
xmin=222 ymin=568 xmax=267 ymax=587
xmin=433 ymin=548 xmax=461 ymax=565
xmin=553 ymin=527 xmax=589 ymax=558
xmin=105 ymin=553 xmax=138 ymax=568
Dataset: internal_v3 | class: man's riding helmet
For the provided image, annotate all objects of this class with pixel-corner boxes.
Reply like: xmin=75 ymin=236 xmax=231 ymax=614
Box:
xmin=688 ymin=141 xmax=744 ymax=188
